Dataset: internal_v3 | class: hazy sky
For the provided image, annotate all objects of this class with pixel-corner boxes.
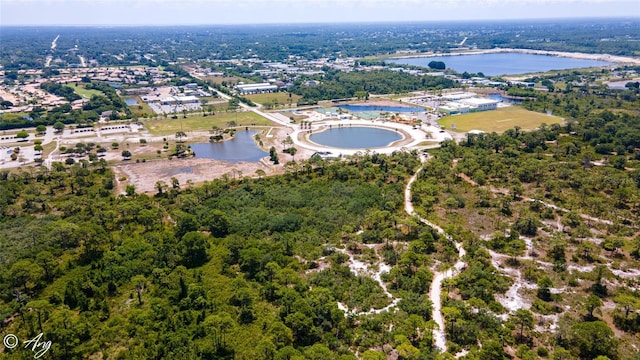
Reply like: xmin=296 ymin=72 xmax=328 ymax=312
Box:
xmin=1 ymin=0 xmax=639 ymax=26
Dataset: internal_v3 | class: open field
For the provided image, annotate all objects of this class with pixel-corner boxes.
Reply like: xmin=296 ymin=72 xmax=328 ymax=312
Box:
xmin=128 ymin=97 xmax=155 ymax=118
xmin=143 ymin=111 xmax=274 ymax=135
xmin=68 ymin=83 xmax=104 ymax=99
xmin=204 ymin=76 xmax=249 ymax=85
xmin=245 ymin=92 xmax=301 ymax=106
xmin=439 ymin=106 xmax=563 ymax=133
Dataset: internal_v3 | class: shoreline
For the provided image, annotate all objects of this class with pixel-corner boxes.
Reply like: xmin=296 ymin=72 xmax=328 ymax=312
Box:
xmin=302 ymin=123 xmax=409 ymax=150
xmin=389 ymin=48 xmax=640 ymax=65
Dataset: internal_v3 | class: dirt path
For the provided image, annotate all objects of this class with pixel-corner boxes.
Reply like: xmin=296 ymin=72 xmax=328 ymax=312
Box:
xmin=405 ymin=155 xmax=467 ymax=353
xmin=334 ymin=248 xmax=401 ymax=316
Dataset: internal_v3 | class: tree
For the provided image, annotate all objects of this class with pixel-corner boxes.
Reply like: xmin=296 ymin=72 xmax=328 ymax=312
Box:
xmin=176 ymin=213 xmax=199 ymax=238
xmin=36 ymin=125 xmax=47 ymax=134
xmin=512 ymin=309 xmax=534 ymax=341
xmin=9 ymin=259 xmax=45 ymax=292
xmin=176 ymin=131 xmax=187 ymax=142
xmin=569 ymin=321 xmax=618 ymax=359
xmin=444 ymin=196 xmax=458 ymax=213
xmin=181 ymin=231 xmax=210 ymax=267
xmin=613 ymin=295 xmax=638 ymax=319
xmin=584 ymin=294 xmax=603 ymax=318
xmin=125 ymin=184 xmax=136 ymax=196
xmin=537 ymin=276 xmax=553 ymax=301
xmin=602 ymin=237 xmax=624 ymax=256
xmin=53 ymin=121 xmax=65 ymax=133
xmin=362 ymin=350 xmax=386 ymax=360
xmin=121 ymin=150 xmax=132 ymax=159
xmin=36 ymin=251 xmax=57 ymax=281
xmin=428 ymin=60 xmax=446 ymax=70
xmin=132 ymin=275 xmax=146 ymax=305
xmin=206 ymin=210 xmax=231 ymax=238
xmin=396 ymin=342 xmax=420 ymax=359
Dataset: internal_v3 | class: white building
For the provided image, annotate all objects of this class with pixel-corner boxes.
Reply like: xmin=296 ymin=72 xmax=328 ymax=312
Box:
xmin=438 ymin=97 xmax=499 ymax=115
xmin=235 ymin=83 xmax=278 ymax=95
xmin=160 ymin=95 xmax=200 ymax=105
xmin=459 ymin=98 xmax=499 ymax=111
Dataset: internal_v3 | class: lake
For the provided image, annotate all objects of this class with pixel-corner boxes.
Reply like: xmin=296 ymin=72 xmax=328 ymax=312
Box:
xmin=389 ymin=53 xmax=614 ymax=76
xmin=310 ymin=127 xmax=402 ymax=149
xmin=339 ymin=104 xmax=424 ymax=113
xmin=191 ymin=130 xmax=267 ymax=162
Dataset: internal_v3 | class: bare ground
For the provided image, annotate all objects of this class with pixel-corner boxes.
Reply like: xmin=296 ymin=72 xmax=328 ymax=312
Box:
xmin=113 ymin=157 xmax=280 ymax=194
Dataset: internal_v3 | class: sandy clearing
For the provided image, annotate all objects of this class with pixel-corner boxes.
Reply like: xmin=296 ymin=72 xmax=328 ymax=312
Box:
xmin=113 ymin=157 xmax=278 ymax=194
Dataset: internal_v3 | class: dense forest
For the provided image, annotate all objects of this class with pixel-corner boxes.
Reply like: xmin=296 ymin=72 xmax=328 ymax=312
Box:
xmin=1 ymin=151 xmax=462 ymax=359
xmin=290 ymin=70 xmax=455 ymax=103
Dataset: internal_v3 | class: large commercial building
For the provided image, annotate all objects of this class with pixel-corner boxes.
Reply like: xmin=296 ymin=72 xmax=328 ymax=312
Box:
xmin=235 ymin=83 xmax=278 ymax=95
xmin=438 ymin=97 xmax=499 ymax=115
xmin=458 ymin=98 xmax=499 ymax=111
xmin=160 ymin=95 xmax=200 ymax=105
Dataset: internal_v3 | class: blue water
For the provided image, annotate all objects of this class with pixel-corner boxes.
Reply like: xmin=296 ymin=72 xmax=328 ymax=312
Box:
xmin=389 ymin=53 xmax=614 ymax=76
xmin=191 ymin=130 xmax=267 ymax=162
xmin=125 ymin=98 xmax=139 ymax=106
xmin=339 ymin=104 xmax=424 ymax=113
xmin=310 ymin=127 xmax=402 ymax=149
xmin=488 ymin=93 xmax=523 ymax=104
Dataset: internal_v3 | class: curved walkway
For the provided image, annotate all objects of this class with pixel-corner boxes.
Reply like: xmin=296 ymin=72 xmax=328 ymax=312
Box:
xmin=404 ymin=155 xmax=466 ymax=353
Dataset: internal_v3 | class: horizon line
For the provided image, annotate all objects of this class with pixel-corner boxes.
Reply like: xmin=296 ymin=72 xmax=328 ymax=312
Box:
xmin=2 ymin=16 xmax=639 ymax=27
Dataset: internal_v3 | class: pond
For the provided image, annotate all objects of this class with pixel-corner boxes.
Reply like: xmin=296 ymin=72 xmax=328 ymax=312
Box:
xmin=388 ymin=53 xmax=614 ymax=76
xmin=488 ymin=93 xmax=522 ymax=104
xmin=339 ymin=104 xmax=425 ymax=113
xmin=125 ymin=98 xmax=139 ymax=106
xmin=309 ymin=127 xmax=402 ymax=149
xmin=191 ymin=130 xmax=268 ymax=162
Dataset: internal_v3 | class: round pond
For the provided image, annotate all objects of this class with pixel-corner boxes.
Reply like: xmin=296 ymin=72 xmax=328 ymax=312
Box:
xmin=309 ymin=127 xmax=402 ymax=149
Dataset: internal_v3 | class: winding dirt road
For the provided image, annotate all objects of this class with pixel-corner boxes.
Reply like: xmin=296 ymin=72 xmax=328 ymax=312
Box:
xmin=405 ymin=155 xmax=466 ymax=353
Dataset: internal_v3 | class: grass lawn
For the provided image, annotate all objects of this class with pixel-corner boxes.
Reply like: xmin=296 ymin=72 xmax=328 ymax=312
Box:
xmin=129 ymin=97 xmax=155 ymax=118
xmin=438 ymin=106 xmax=563 ymax=133
xmin=246 ymin=92 xmax=301 ymax=106
xmin=205 ymin=76 xmax=248 ymax=85
xmin=143 ymin=111 xmax=274 ymax=135
xmin=41 ymin=141 xmax=58 ymax=158
xmin=68 ymin=83 xmax=104 ymax=99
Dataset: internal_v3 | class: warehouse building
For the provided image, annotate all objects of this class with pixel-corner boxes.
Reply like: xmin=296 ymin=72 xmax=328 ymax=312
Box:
xmin=235 ymin=83 xmax=278 ymax=95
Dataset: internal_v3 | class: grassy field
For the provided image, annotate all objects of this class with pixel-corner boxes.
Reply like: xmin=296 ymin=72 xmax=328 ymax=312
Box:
xmin=438 ymin=106 xmax=563 ymax=133
xmin=204 ymin=76 xmax=248 ymax=85
xmin=245 ymin=92 xmax=301 ymax=106
xmin=128 ymin=97 xmax=155 ymax=118
xmin=68 ymin=83 xmax=104 ymax=99
xmin=143 ymin=111 xmax=274 ymax=135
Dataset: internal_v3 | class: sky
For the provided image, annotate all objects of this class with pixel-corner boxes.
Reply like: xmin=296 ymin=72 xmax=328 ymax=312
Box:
xmin=1 ymin=0 xmax=639 ymax=26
